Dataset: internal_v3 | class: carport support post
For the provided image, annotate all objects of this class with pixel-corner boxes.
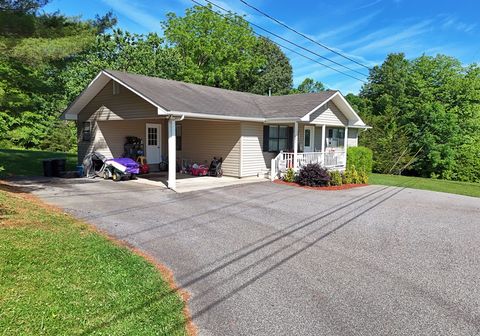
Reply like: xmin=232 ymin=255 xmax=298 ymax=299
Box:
xmin=293 ymin=121 xmax=298 ymax=170
xmin=168 ymin=118 xmax=176 ymax=190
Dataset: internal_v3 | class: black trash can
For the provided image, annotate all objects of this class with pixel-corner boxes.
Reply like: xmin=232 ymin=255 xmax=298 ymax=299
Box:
xmin=42 ymin=159 xmax=53 ymax=177
xmin=51 ymin=158 xmax=66 ymax=177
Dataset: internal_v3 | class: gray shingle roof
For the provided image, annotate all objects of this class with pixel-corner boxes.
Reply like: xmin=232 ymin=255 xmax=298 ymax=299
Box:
xmin=105 ymin=70 xmax=338 ymax=119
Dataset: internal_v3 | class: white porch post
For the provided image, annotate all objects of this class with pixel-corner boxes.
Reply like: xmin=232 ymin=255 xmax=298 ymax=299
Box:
xmin=321 ymin=124 xmax=326 ymax=165
xmin=293 ymin=122 xmax=298 ymax=170
xmin=344 ymin=126 xmax=349 ymax=165
xmin=167 ymin=118 xmax=176 ymax=190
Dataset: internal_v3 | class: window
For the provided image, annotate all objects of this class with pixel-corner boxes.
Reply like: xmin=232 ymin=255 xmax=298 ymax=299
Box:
xmin=268 ymin=125 xmax=289 ymax=152
xmin=113 ymin=81 xmax=120 ymax=95
xmin=176 ymin=124 xmax=182 ymax=151
xmin=304 ymin=128 xmax=311 ymax=147
xmin=326 ymin=128 xmax=345 ymax=147
xmin=82 ymin=122 xmax=91 ymax=141
xmin=147 ymin=127 xmax=157 ymax=146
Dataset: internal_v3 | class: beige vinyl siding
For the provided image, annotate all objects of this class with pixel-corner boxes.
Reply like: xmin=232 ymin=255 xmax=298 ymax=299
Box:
xmin=78 ymin=80 xmax=158 ymax=122
xmin=310 ymin=101 xmax=348 ymax=126
xmin=348 ymin=128 xmax=359 ymax=147
xmin=78 ymin=119 xmax=167 ymax=163
xmin=179 ymin=119 xmax=241 ymax=177
xmin=240 ymin=122 xmax=270 ymax=177
xmin=77 ymin=79 xmax=161 ymax=163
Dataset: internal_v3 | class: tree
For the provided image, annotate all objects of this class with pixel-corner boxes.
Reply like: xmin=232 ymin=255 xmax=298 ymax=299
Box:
xmin=0 ymin=1 xmax=117 ymax=150
xmin=352 ymin=52 xmax=480 ymax=181
xmin=162 ymin=5 xmax=265 ymax=91
xmin=60 ymin=29 xmax=183 ymax=101
xmin=250 ymin=37 xmax=292 ymax=95
xmin=294 ymin=78 xmax=326 ymax=93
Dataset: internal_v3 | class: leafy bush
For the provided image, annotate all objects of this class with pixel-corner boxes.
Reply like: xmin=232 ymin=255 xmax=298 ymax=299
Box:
xmin=343 ymin=165 xmax=362 ymax=184
xmin=282 ymin=168 xmax=296 ymax=183
xmin=358 ymin=170 xmax=369 ymax=184
xmin=347 ymin=146 xmax=373 ymax=173
xmin=297 ymin=163 xmax=330 ymax=187
xmin=329 ymin=170 xmax=343 ymax=186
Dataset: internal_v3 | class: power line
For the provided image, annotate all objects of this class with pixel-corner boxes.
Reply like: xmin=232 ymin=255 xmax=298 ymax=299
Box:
xmin=239 ymin=0 xmax=372 ymax=72
xmin=189 ymin=0 xmax=366 ymax=83
xmin=198 ymin=0 xmax=368 ymax=81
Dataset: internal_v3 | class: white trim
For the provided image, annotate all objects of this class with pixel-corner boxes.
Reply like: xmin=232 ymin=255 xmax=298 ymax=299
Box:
xmin=169 ymin=111 xmax=265 ymax=122
xmin=63 ymin=113 xmax=78 ymax=120
xmin=321 ymin=125 xmax=326 ymax=152
xmin=293 ymin=122 xmax=298 ymax=170
xmin=239 ymin=123 xmax=244 ymax=177
xmin=167 ymin=118 xmax=176 ymax=190
xmin=102 ymin=71 xmax=168 ymax=114
xmin=300 ymin=97 xmax=332 ymax=121
xmin=300 ymin=91 xmax=366 ymax=127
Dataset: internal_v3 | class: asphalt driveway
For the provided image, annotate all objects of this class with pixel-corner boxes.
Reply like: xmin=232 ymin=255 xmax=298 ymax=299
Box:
xmin=12 ymin=178 xmax=480 ymax=335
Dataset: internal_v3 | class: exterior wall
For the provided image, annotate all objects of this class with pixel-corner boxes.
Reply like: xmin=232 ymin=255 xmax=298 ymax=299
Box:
xmin=77 ymin=79 xmax=161 ymax=163
xmin=78 ymin=119 xmax=167 ymax=162
xmin=310 ymin=101 xmax=348 ymax=126
xmin=178 ymin=119 xmax=241 ymax=177
xmin=240 ymin=122 xmax=270 ymax=177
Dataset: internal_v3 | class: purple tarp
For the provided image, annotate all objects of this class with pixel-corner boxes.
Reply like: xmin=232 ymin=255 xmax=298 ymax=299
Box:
xmin=105 ymin=158 xmax=140 ymax=174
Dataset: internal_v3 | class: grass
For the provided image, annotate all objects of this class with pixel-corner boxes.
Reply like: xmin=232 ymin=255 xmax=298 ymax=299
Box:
xmin=0 ymin=149 xmax=77 ymax=177
xmin=0 ymin=184 xmax=190 ymax=335
xmin=369 ymin=173 xmax=480 ymax=198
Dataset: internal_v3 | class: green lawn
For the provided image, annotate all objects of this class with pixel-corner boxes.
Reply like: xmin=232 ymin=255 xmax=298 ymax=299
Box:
xmin=0 ymin=185 xmax=189 ymax=335
xmin=0 ymin=149 xmax=77 ymax=177
xmin=369 ymin=173 xmax=480 ymax=198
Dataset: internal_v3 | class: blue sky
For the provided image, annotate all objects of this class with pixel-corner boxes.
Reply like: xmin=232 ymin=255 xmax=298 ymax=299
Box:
xmin=44 ymin=0 xmax=480 ymax=94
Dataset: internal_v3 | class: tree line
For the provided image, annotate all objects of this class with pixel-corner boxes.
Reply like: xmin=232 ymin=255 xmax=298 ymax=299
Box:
xmin=346 ymin=53 xmax=480 ymax=182
xmin=1 ymin=1 xmax=479 ymax=182
xmin=0 ymin=1 xmax=323 ymax=153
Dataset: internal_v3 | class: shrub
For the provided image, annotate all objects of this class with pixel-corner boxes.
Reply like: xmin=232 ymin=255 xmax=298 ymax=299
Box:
xmin=347 ymin=146 xmax=373 ymax=173
xmin=329 ymin=170 xmax=343 ymax=186
xmin=283 ymin=168 xmax=296 ymax=183
xmin=358 ymin=170 xmax=369 ymax=184
xmin=297 ymin=163 xmax=330 ymax=187
xmin=343 ymin=165 xmax=361 ymax=184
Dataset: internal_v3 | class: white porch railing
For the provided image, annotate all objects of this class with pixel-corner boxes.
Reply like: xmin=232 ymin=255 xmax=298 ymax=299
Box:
xmin=270 ymin=151 xmax=346 ymax=181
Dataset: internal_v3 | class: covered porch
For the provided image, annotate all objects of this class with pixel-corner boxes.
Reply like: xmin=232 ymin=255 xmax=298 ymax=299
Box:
xmin=269 ymin=121 xmax=353 ymax=180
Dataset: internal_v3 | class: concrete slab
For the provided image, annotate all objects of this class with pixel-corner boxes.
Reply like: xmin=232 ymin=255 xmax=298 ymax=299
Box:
xmin=135 ymin=173 xmax=268 ymax=193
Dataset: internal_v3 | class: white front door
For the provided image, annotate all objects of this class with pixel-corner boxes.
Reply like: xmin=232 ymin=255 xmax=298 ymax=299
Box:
xmin=304 ymin=126 xmax=314 ymax=152
xmin=146 ymin=123 xmax=161 ymax=164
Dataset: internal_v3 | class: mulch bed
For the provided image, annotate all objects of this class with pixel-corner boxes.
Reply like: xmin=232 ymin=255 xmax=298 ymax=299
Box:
xmin=274 ymin=179 xmax=368 ymax=191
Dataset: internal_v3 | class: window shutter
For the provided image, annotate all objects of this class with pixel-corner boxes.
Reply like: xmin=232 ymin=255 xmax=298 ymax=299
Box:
xmin=287 ymin=126 xmax=294 ymax=151
xmin=263 ymin=125 xmax=269 ymax=152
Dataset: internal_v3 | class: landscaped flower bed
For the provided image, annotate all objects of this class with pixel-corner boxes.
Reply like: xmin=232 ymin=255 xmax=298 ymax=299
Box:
xmin=277 ymin=163 xmax=368 ymax=190
xmin=274 ymin=179 xmax=368 ymax=190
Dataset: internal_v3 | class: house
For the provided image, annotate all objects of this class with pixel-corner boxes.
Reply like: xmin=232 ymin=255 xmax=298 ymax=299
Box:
xmin=61 ymin=70 xmax=369 ymax=189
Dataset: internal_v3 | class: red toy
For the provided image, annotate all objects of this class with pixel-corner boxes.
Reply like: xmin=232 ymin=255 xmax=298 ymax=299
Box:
xmin=136 ymin=156 xmax=150 ymax=174
xmin=191 ymin=165 xmax=209 ymax=176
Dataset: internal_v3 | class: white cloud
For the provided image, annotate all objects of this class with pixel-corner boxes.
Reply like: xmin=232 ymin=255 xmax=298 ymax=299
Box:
xmin=314 ymin=10 xmax=382 ymax=41
xmin=442 ymin=16 xmax=476 ymax=33
xmin=349 ymin=19 xmax=433 ymax=54
xmin=101 ymin=0 xmax=163 ymax=31
xmin=355 ymin=0 xmax=383 ymax=10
